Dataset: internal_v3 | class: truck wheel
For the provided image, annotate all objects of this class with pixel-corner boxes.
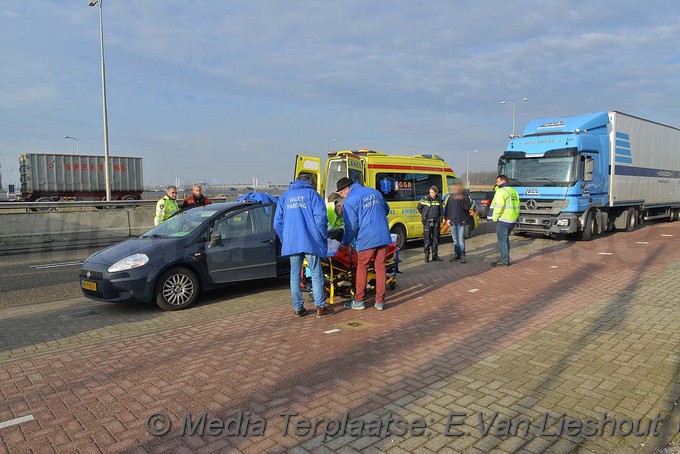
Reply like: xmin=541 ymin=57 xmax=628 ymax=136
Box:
xmin=154 ymin=267 xmax=199 ymax=311
xmin=625 ymin=207 xmax=637 ymax=232
xmin=582 ymin=211 xmax=596 ymax=241
xmin=119 ymin=195 xmax=139 ymax=210
xmin=390 ymin=224 xmax=407 ymax=250
xmin=30 ymin=197 xmax=55 ymax=212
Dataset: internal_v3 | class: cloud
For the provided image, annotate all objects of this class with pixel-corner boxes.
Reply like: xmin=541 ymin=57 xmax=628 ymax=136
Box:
xmin=1 ymin=1 xmax=680 ymax=184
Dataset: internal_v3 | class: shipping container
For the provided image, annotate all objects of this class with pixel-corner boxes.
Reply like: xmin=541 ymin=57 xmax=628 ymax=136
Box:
xmin=19 ymin=153 xmax=143 ymax=202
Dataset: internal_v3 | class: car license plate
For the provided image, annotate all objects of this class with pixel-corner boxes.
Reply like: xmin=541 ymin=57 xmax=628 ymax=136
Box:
xmin=81 ymin=280 xmax=97 ymax=291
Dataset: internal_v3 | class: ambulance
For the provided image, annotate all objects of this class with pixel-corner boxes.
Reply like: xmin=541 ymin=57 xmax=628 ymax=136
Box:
xmin=294 ymin=150 xmax=478 ymax=249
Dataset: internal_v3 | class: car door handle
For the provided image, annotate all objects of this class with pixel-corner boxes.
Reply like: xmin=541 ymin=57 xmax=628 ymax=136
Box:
xmin=262 ymin=239 xmax=274 ymax=244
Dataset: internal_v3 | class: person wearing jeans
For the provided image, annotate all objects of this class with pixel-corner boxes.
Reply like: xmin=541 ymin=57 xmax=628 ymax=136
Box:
xmin=444 ymin=182 xmax=471 ymax=263
xmin=495 ymin=222 xmax=513 ymax=265
xmin=274 ymin=175 xmax=335 ymax=318
xmin=288 ymin=254 xmax=325 ymax=315
xmin=490 ymin=175 xmax=520 ymax=267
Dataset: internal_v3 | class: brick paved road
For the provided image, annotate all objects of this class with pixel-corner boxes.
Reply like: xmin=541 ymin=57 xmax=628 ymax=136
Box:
xmin=1 ymin=223 xmax=680 ymax=453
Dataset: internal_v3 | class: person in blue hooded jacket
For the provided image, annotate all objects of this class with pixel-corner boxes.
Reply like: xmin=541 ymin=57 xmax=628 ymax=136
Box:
xmin=274 ymin=175 xmax=335 ymax=319
xmin=337 ymin=177 xmax=392 ymax=311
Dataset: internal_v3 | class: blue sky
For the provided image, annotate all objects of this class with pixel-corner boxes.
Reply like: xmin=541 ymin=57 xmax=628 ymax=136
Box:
xmin=1 ymin=1 xmax=680 ymax=186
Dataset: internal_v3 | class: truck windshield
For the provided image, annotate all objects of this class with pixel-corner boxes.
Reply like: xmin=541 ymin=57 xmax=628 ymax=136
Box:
xmin=501 ymin=155 xmax=577 ymax=187
xmin=326 ymin=159 xmax=364 ymax=200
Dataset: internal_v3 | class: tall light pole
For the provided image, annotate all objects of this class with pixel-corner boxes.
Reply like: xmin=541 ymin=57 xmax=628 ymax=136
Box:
xmin=327 ymin=138 xmax=338 ymax=153
xmin=64 ymin=136 xmax=80 ymax=156
xmin=466 ymin=150 xmax=477 ymax=187
xmin=89 ymin=0 xmax=112 ymax=201
xmin=500 ymin=97 xmax=529 ymax=138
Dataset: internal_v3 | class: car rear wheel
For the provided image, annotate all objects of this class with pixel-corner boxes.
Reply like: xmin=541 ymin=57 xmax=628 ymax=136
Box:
xmin=155 ymin=267 xmax=199 ymax=311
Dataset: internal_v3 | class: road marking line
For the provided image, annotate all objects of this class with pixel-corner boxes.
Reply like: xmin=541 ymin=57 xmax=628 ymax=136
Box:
xmin=29 ymin=261 xmax=84 ymax=269
xmin=550 ymin=265 xmax=559 ymax=268
xmin=0 ymin=415 xmax=35 ymax=429
xmin=661 ymin=234 xmax=674 ymax=237
xmin=598 ymin=252 xmax=613 ymax=255
xmin=635 ymin=241 xmax=649 ymax=244
xmin=323 ymin=329 xmax=341 ymax=334
xmin=467 ymin=288 xmax=479 ymax=293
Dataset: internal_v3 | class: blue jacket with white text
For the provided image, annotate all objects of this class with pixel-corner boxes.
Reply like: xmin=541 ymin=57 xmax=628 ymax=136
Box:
xmin=274 ymin=180 xmax=328 ymax=257
xmin=341 ymin=183 xmax=392 ymax=251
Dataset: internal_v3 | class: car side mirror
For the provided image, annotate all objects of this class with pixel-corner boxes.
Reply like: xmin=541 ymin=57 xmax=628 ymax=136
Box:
xmin=583 ymin=157 xmax=594 ymax=182
xmin=208 ymin=232 xmax=222 ymax=248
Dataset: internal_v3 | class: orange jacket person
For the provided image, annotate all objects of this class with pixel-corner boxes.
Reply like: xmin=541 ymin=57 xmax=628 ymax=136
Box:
xmin=181 ymin=184 xmax=212 ymax=209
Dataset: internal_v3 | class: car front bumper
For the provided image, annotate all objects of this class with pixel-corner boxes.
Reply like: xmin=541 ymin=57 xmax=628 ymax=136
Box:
xmin=79 ymin=262 xmax=160 ymax=303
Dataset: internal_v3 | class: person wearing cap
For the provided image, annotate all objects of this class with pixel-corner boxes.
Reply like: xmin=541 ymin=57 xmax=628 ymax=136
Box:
xmin=336 ymin=176 xmax=392 ymax=311
xmin=274 ymin=175 xmax=335 ymax=319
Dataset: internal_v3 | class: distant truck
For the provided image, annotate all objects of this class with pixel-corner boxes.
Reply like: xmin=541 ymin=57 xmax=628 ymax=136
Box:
xmin=498 ymin=111 xmax=680 ymax=240
xmin=18 ymin=153 xmax=143 ymax=202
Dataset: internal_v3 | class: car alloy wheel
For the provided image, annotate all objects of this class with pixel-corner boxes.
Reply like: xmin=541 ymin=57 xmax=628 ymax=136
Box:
xmin=155 ymin=267 xmax=199 ymax=311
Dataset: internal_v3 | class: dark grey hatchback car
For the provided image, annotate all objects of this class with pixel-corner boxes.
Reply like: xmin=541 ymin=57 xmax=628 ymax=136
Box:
xmin=79 ymin=202 xmax=287 ymax=310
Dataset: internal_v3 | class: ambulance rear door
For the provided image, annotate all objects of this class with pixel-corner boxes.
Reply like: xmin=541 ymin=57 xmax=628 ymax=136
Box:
xmin=294 ymin=155 xmax=323 ymax=194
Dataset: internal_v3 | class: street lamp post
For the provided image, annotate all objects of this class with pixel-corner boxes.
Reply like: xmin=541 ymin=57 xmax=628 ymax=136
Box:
xmin=466 ymin=150 xmax=477 ymax=187
xmin=64 ymin=136 xmax=80 ymax=156
xmin=89 ymin=0 xmax=112 ymax=201
xmin=327 ymin=138 xmax=338 ymax=153
xmin=500 ymin=97 xmax=529 ymax=138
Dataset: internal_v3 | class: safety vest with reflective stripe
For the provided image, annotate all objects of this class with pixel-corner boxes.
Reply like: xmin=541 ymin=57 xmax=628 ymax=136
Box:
xmin=417 ymin=196 xmax=443 ymax=221
xmin=490 ymin=186 xmax=520 ymax=223
xmin=154 ymin=196 xmax=180 ymax=225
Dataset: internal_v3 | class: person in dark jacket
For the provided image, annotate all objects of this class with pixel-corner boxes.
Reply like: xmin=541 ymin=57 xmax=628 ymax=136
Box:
xmin=444 ymin=182 xmax=472 ymax=263
xmin=417 ymin=185 xmax=444 ymax=262
xmin=274 ymin=176 xmax=334 ymax=319
xmin=337 ymin=177 xmax=392 ymax=311
xmin=180 ymin=184 xmax=212 ymax=209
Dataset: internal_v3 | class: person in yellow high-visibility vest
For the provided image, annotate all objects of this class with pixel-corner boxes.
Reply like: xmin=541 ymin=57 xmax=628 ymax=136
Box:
xmin=154 ymin=186 xmax=180 ymax=226
xmin=490 ymin=175 xmax=520 ymax=266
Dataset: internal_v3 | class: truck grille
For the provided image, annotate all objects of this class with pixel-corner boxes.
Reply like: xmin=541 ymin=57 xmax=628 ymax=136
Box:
xmin=520 ymin=198 xmax=569 ymax=215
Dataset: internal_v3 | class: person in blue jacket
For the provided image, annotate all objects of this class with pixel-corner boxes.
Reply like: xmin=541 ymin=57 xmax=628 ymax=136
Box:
xmin=274 ymin=175 xmax=335 ymax=319
xmin=337 ymin=177 xmax=392 ymax=311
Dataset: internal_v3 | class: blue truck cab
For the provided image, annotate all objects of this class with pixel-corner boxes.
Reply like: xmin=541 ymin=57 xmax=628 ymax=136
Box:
xmin=498 ymin=111 xmax=680 ymax=240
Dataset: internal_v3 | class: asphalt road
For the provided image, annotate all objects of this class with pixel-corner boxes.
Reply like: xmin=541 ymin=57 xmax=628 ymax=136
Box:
xmin=0 ymin=246 xmax=99 ymax=306
xmin=0 ymin=222 xmax=496 ymax=309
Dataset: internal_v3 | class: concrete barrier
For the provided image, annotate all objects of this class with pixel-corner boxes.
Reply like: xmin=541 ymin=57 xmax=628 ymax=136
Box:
xmin=0 ymin=207 xmax=155 ymax=247
xmin=129 ymin=207 xmax=155 ymax=236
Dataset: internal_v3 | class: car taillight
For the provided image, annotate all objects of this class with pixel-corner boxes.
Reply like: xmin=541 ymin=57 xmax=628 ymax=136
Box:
xmin=481 ymin=199 xmax=490 ymax=205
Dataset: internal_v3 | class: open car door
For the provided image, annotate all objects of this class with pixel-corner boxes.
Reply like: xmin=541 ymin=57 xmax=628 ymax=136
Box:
xmin=294 ymin=155 xmax=323 ymax=193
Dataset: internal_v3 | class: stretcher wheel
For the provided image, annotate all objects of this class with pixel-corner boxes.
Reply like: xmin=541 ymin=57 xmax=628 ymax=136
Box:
xmin=389 ymin=281 xmax=397 ymax=290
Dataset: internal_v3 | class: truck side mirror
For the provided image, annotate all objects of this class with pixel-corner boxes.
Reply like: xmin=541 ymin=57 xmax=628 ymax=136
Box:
xmin=583 ymin=157 xmax=594 ymax=182
xmin=208 ymin=232 xmax=222 ymax=248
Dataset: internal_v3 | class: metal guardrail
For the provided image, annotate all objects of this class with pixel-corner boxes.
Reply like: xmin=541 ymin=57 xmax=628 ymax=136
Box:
xmin=0 ymin=198 xmax=230 ymax=210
